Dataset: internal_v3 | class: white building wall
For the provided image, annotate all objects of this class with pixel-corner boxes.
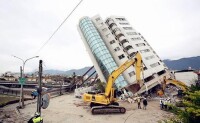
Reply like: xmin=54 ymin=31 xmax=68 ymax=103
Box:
xmin=91 ymin=15 xmax=136 ymax=85
xmin=175 ymin=71 xmax=198 ymax=86
xmin=104 ymin=16 xmax=170 ymax=92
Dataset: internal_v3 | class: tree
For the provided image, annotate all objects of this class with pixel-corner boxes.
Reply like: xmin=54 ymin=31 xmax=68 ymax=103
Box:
xmin=170 ymin=85 xmax=200 ymax=123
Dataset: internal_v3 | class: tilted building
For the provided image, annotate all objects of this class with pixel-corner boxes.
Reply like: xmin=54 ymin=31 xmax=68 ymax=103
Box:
xmin=78 ymin=15 xmax=171 ymax=94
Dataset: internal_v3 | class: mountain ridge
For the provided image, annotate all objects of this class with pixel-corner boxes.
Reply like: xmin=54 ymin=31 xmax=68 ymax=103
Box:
xmin=43 ymin=56 xmax=200 ymax=75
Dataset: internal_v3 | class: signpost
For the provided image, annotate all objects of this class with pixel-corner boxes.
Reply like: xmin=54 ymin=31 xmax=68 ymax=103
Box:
xmin=19 ymin=77 xmax=26 ymax=85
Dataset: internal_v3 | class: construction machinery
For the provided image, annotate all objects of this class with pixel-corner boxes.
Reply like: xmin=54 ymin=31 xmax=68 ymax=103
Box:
xmin=83 ymin=52 xmax=143 ymax=114
xmin=157 ymin=76 xmax=188 ymax=96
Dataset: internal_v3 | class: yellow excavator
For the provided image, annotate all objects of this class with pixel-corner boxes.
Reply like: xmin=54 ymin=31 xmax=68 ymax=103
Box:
xmin=83 ymin=52 xmax=143 ymax=114
xmin=157 ymin=76 xmax=188 ymax=96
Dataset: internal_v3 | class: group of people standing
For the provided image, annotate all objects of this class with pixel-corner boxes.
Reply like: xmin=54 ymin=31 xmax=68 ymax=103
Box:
xmin=159 ymin=97 xmax=171 ymax=110
xmin=136 ymin=96 xmax=148 ymax=110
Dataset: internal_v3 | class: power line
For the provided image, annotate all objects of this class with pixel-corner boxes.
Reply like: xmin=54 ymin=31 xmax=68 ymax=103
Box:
xmin=36 ymin=0 xmax=83 ymax=54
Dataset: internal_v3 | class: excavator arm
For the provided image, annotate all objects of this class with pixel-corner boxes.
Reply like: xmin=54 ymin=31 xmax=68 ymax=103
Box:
xmin=159 ymin=76 xmax=188 ymax=96
xmin=83 ymin=52 xmax=143 ymax=114
xmin=104 ymin=52 xmax=143 ymax=97
xmin=165 ymin=79 xmax=187 ymax=91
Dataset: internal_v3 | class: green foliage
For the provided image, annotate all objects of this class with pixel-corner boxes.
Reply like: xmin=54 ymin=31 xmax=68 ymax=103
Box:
xmin=169 ymin=85 xmax=200 ymax=123
xmin=0 ymin=94 xmax=18 ymax=106
xmin=189 ymin=84 xmax=200 ymax=92
xmin=158 ymin=116 xmax=182 ymax=123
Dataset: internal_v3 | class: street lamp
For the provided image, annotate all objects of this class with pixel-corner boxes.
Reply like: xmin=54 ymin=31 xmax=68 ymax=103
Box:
xmin=13 ymin=55 xmax=39 ymax=108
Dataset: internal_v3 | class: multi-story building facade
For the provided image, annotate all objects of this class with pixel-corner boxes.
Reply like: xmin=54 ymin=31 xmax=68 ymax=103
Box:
xmin=78 ymin=17 xmax=127 ymax=89
xmin=78 ymin=15 xmax=171 ymax=94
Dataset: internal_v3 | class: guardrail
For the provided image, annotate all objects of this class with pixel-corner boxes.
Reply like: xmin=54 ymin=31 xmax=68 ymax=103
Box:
xmin=0 ymin=83 xmax=76 ymax=98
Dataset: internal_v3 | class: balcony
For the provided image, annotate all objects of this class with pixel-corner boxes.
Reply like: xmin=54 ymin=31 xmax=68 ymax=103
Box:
xmin=120 ymin=39 xmax=128 ymax=45
xmin=123 ymin=43 xmax=131 ymax=49
xmin=127 ymin=48 xmax=135 ymax=55
xmin=124 ymin=45 xmax=133 ymax=51
xmin=118 ymin=36 xmax=126 ymax=42
xmin=111 ymin=24 xmax=118 ymax=31
xmin=115 ymin=33 xmax=124 ymax=39
xmin=109 ymin=23 xmax=117 ymax=29
xmin=129 ymin=52 xmax=136 ymax=58
xmin=106 ymin=18 xmax=114 ymax=25
xmin=112 ymin=27 xmax=121 ymax=34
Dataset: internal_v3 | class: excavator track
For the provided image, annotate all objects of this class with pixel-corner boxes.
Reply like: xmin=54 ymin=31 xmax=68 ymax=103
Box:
xmin=91 ymin=105 xmax=126 ymax=115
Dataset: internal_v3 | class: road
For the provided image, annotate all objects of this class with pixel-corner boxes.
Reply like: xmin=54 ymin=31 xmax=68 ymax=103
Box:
xmin=16 ymin=94 xmax=173 ymax=123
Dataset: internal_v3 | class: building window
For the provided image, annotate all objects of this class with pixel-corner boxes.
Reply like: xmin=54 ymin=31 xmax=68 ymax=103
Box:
xmin=127 ymin=32 xmax=137 ymax=35
xmin=116 ymin=33 xmax=124 ymax=39
xmin=124 ymin=45 xmax=133 ymax=51
xmin=129 ymin=52 xmax=136 ymax=58
xmin=136 ymin=43 xmax=146 ymax=47
xmin=121 ymin=39 xmax=128 ymax=45
xmin=131 ymin=37 xmax=141 ymax=41
xmin=110 ymin=40 xmax=115 ymax=44
xmin=157 ymin=70 xmax=166 ymax=76
xmin=102 ymin=28 xmax=107 ymax=32
xmin=150 ymin=62 xmax=160 ymax=68
xmin=123 ymin=27 xmax=133 ymax=30
xmin=119 ymin=23 xmax=129 ymax=25
xmin=99 ymin=22 xmax=104 ymax=27
xmin=106 ymin=18 xmax=114 ymax=24
xmin=140 ymin=49 xmax=150 ymax=53
xmin=144 ymin=75 xmax=155 ymax=83
xmin=145 ymin=55 xmax=155 ymax=60
xmin=106 ymin=33 xmax=111 ymax=38
xmin=109 ymin=23 xmax=117 ymax=29
xmin=112 ymin=28 xmax=121 ymax=33
xmin=143 ymin=66 xmax=147 ymax=71
xmin=118 ymin=54 xmax=125 ymax=59
xmin=128 ymin=71 xmax=135 ymax=77
xmin=114 ymin=47 xmax=120 ymax=51
xmin=115 ymin=18 xmax=126 ymax=21
xmin=95 ymin=17 xmax=101 ymax=22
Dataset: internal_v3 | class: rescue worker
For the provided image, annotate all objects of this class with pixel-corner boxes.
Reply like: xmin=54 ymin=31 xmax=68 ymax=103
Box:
xmin=137 ymin=96 xmax=142 ymax=109
xmin=31 ymin=90 xmax=38 ymax=99
xmin=167 ymin=98 xmax=171 ymax=110
xmin=143 ymin=98 xmax=148 ymax=110
xmin=163 ymin=99 xmax=167 ymax=110
xmin=28 ymin=112 xmax=43 ymax=123
xmin=160 ymin=98 xmax=163 ymax=110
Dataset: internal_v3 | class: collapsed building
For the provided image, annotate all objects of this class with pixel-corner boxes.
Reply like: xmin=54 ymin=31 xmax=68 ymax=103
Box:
xmin=78 ymin=15 xmax=171 ymax=94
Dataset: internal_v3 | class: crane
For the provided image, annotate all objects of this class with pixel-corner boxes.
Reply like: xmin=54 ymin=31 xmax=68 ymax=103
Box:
xmin=83 ymin=52 xmax=143 ymax=114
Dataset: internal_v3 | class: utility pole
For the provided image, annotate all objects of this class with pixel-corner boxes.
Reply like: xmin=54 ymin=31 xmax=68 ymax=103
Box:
xmin=13 ymin=55 xmax=39 ymax=108
xmin=37 ymin=60 xmax=42 ymax=114
xmin=22 ymin=66 xmax=25 ymax=107
xmin=19 ymin=66 xmax=23 ymax=108
xmin=73 ymin=72 xmax=76 ymax=88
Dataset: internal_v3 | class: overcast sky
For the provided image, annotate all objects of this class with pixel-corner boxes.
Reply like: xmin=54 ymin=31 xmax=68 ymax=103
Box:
xmin=0 ymin=0 xmax=200 ymax=73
